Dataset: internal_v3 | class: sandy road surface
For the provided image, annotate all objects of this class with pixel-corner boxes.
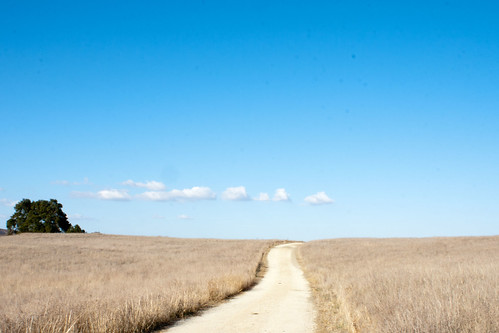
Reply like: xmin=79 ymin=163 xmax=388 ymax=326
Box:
xmin=163 ymin=243 xmax=316 ymax=333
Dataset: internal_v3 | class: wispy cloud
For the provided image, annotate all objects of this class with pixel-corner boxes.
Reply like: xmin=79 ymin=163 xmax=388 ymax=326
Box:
xmin=273 ymin=188 xmax=291 ymax=202
xmin=52 ymin=178 xmax=90 ymax=186
xmin=54 ymin=180 xmax=72 ymax=186
xmin=68 ymin=213 xmax=93 ymax=220
xmin=178 ymin=214 xmax=193 ymax=220
xmin=222 ymin=186 xmax=250 ymax=201
xmin=0 ymin=198 xmax=17 ymax=207
xmin=122 ymin=179 xmax=166 ymax=191
xmin=97 ymin=189 xmax=131 ymax=200
xmin=71 ymin=191 xmax=95 ymax=199
xmin=72 ymin=189 xmax=131 ymax=201
xmin=254 ymin=192 xmax=270 ymax=201
xmin=138 ymin=186 xmax=216 ymax=201
xmin=304 ymin=191 xmax=334 ymax=205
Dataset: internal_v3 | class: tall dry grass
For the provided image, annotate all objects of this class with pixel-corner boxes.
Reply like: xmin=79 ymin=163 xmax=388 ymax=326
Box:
xmin=299 ymin=236 xmax=499 ymax=333
xmin=0 ymin=233 xmax=278 ymax=333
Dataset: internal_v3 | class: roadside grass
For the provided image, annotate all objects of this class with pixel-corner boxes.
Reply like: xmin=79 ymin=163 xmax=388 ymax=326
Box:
xmin=299 ymin=236 xmax=499 ymax=333
xmin=0 ymin=233 xmax=278 ymax=333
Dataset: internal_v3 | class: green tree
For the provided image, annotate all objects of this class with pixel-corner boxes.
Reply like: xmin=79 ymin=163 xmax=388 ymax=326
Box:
xmin=6 ymin=199 xmax=85 ymax=234
xmin=67 ymin=224 xmax=85 ymax=233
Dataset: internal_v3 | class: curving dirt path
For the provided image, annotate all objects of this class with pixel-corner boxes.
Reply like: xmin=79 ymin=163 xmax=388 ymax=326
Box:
xmin=163 ymin=243 xmax=316 ymax=333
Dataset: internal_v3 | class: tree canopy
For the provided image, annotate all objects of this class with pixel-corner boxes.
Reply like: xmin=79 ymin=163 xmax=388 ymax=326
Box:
xmin=6 ymin=199 xmax=85 ymax=234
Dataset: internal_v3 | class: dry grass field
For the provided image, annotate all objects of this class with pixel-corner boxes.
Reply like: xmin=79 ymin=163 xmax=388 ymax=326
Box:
xmin=0 ymin=233 xmax=278 ymax=333
xmin=299 ymin=236 xmax=499 ymax=333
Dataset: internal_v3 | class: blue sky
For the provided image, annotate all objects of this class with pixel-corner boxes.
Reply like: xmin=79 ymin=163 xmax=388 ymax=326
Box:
xmin=1 ymin=1 xmax=498 ymax=240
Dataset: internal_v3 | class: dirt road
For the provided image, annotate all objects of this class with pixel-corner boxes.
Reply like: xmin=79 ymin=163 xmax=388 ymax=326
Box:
xmin=163 ymin=243 xmax=316 ymax=333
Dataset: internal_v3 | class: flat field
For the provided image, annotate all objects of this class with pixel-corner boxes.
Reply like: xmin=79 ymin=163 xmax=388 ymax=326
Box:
xmin=0 ymin=233 xmax=277 ymax=333
xmin=299 ymin=236 xmax=499 ymax=333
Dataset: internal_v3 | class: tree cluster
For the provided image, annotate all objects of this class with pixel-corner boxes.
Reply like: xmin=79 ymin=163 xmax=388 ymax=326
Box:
xmin=6 ymin=199 xmax=85 ymax=234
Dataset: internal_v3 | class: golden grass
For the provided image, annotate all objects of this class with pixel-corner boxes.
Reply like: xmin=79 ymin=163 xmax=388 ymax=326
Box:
xmin=0 ymin=233 xmax=278 ymax=333
xmin=298 ymin=236 xmax=499 ymax=333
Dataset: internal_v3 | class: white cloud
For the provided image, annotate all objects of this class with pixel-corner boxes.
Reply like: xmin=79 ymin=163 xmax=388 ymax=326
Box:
xmin=122 ymin=179 xmax=166 ymax=191
xmin=304 ymin=191 xmax=334 ymax=205
xmin=254 ymin=192 xmax=270 ymax=201
xmin=71 ymin=189 xmax=131 ymax=201
xmin=222 ymin=186 xmax=250 ymax=201
xmin=137 ymin=191 xmax=168 ymax=201
xmin=0 ymin=198 xmax=17 ymax=207
xmin=273 ymin=188 xmax=290 ymax=202
xmin=178 ymin=214 xmax=192 ymax=220
xmin=97 ymin=189 xmax=131 ymax=201
xmin=138 ymin=186 xmax=216 ymax=201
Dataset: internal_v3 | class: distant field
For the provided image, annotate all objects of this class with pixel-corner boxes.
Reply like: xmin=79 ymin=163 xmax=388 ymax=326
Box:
xmin=299 ymin=236 xmax=499 ymax=333
xmin=0 ymin=233 xmax=278 ymax=333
